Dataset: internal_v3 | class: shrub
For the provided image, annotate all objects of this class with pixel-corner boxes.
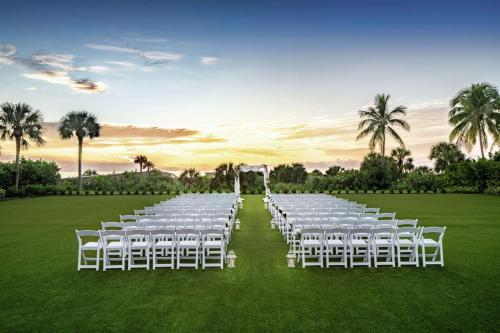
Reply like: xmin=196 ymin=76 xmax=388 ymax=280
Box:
xmin=0 ymin=188 xmax=5 ymax=199
xmin=444 ymin=186 xmax=479 ymax=194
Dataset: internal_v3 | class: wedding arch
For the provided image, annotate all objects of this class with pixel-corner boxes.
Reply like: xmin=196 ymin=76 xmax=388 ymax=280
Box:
xmin=233 ymin=165 xmax=270 ymax=196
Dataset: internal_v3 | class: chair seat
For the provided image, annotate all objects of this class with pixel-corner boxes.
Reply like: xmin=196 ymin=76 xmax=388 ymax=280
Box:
xmin=82 ymin=242 xmax=100 ymax=250
xmin=107 ymin=241 xmax=125 ymax=249
xmin=302 ymin=240 xmax=322 ymax=247
xmin=422 ymin=239 xmax=439 ymax=246
xmin=204 ymin=240 xmax=224 ymax=247
xmin=178 ymin=240 xmax=199 ymax=248
xmin=351 ymin=239 xmax=368 ymax=246
xmin=155 ymin=240 xmax=174 ymax=247
xmin=326 ymin=239 xmax=345 ymax=246
xmin=131 ymin=241 xmax=149 ymax=249
xmin=397 ymin=239 xmax=416 ymax=246
xmin=374 ymin=239 xmax=392 ymax=246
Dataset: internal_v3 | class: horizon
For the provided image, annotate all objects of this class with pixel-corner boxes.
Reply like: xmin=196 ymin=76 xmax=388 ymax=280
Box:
xmin=1 ymin=1 xmax=500 ymax=177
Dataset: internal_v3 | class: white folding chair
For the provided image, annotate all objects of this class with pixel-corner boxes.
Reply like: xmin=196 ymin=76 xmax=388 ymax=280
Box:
xmin=349 ymin=228 xmax=372 ymax=268
xmin=126 ymin=230 xmax=151 ymax=270
xmin=176 ymin=229 xmax=200 ymax=269
xmin=395 ymin=227 xmax=420 ymax=267
xmin=420 ymin=227 xmax=446 ymax=267
xmin=324 ymin=227 xmax=349 ymax=268
xmin=151 ymin=230 xmax=176 ymax=269
xmin=75 ymin=230 xmax=101 ymax=271
xmin=300 ymin=228 xmax=324 ymax=268
xmin=372 ymin=228 xmax=395 ymax=267
xmin=100 ymin=230 xmax=127 ymax=271
xmin=201 ymin=229 xmax=225 ymax=269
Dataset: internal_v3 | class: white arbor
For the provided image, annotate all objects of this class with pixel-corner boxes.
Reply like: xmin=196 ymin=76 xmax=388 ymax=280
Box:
xmin=233 ymin=165 xmax=270 ymax=196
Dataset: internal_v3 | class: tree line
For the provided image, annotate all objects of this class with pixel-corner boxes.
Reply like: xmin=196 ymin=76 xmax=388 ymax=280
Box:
xmin=0 ymin=82 xmax=499 ymax=197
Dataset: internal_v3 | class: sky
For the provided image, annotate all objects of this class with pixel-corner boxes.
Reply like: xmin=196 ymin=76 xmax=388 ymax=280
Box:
xmin=1 ymin=0 xmax=500 ymax=176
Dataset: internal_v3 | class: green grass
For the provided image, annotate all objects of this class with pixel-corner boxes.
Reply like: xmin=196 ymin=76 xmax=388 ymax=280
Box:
xmin=0 ymin=194 xmax=499 ymax=332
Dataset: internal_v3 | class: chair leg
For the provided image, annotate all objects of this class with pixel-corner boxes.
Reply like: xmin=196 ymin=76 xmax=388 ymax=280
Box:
xmin=103 ymin=249 xmax=107 ymax=271
xmin=421 ymin=245 xmax=426 ymax=267
xmin=96 ymin=249 xmax=100 ymax=271
xmin=77 ymin=248 xmax=82 ymax=271
xmin=440 ymin=244 xmax=444 ymax=267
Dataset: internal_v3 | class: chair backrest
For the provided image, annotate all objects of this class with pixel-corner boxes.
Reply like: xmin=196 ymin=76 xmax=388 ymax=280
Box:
xmin=378 ymin=212 xmax=396 ymax=220
xmin=150 ymin=229 xmax=175 ymax=241
xmin=364 ymin=207 xmax=380 ymax=214
xmin=376 ymin=220 xmax=397 ymax=228
xmin=350 ymin=228 xmax=372 ymax=240
xmin=324 ymin=227 xmax=349 ymax=241
xmin=125 ymin=229 xmax=150 ymax=242
xmin=202 ymin=228 xmax=224 ymax=241
xmin=120 ymin=215 xmax=138 ymax=222
xmin=396 ymin=227 xmax=420 ymax=241
xmin=301 ymin=227 xmax=324 ymax=241
xmin=397 ymin=219 xmax=418 ymax=227
xmin=122 ymin=222 xmax=142 ymax=230
xmin=176 ymin=228 xmax=200 ymax=241
xmin=99 ymin=230 xmax=126 ymax=245
xmin=421 ymin=227 xmax=446 ymax=241
xmin=101 ymin=222 xmax=123 ymax=230
xmin=373 ymin=227 xmax=395 ymax=239
xmin=75 ymin=230 xmax=99 ymax=246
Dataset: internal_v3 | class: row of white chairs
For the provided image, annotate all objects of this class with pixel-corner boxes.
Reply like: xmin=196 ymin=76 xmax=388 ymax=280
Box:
xmin=76 ymin=228 xmax=226 ymax=271
xmin=267 ymin=194 xmax=447 ymax=269
xmin=297 ymin=226 xmax=446 ymax=268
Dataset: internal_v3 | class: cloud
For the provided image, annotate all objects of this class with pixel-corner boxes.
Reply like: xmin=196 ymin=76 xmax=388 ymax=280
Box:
xmin=0 ymin=43 xmax=16 ymax=64
xmin=200 ymin=56 xmax=219 ymax=65
xmin=123 ymin=37 xmax=169 ymax=43
xmin=85 ymin=43 xmax=138 ymax=53
xmin=276 ymin=124 xmax=354 ymax=140
xmin=87 ymin=65 xmax=109 ymax=73
xmin=22 ymin=71 xmax=107 ymax=93
xmin=100 ymin=125 xmax=199 ymax=138
xmin=106 ymin=60 xmax=136 ymax=68
xmin=86 ymin=43 xmax=182 ymax=65
xmin=142 ymin=51 xmax=182 ymax=64
xmin=0 ymin=43 xmax=109 ymax=93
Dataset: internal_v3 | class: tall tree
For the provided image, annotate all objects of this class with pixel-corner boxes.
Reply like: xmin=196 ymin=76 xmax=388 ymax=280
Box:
xmin=429 ymin=142 xmax=465 ymax=173
xmin=179 ymin=168 xmax=202 ymax=187
xmin=403 ymin=157 xmax=415 ymax=173
xmin=449 ymin=82 xmax=500 ymax=158
xmin=356 ymin=94 xmax=410 ymax=156
xmin=144 ymin=160 xmax=155 ymax=172
xmin=0 ymin=102 xmax=45 ymax=190
xmin=390 ymin=147 xmax=412 ymax=174
xmin=58 ymin=111 xmax=101 ymax=192
xmin=325 ymin=165 xmax=344 ymax=177
xmin=134 ymin=155 xmax=148 ymax=173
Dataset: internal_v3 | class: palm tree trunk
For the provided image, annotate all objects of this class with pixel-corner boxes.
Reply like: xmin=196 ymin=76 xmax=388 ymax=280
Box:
xmin=478 ymin=131 xmax=485 ymax=159
xmin=78 ymin=137 xmax=83 ymax=193
xmin=381 ymin=136 xmax=386 ymax=156
xmin=15 ymin=137 xmax=21 ymax=191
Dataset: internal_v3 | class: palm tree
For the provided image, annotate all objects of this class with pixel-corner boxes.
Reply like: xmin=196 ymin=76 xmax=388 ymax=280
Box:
xmin=179 ymin=168 xmax=202 ymax=187
xmin=429 ymin=142 xmax=465 ymax=173
xmin=391 ymin=147 xmax=412 ymax=174
xmin=58 ymin=111 xmax=101 ymax=193
xmin=449 ymin=83 xmax=500 ymax=158
xmin=403 ymin=157 xmax=415 ymax=173
xmin=0 ymin=103 xmax=45 ymax=190
xmin=356 ymin=94 xmax=410 ymax=156
xmin=134 ymin=155 xmax=148 ymax=173
xmin=144 ymin=160 xmax=155 ymax=172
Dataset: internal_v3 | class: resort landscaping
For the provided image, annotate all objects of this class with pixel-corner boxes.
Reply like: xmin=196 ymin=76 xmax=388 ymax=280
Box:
xmin=0 ymin=194 xmax=498 ymax=332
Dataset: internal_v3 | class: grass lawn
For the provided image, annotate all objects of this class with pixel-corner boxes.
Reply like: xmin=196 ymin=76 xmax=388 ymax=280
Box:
xmin=0 ymin=194 xmax=499 ymax=332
